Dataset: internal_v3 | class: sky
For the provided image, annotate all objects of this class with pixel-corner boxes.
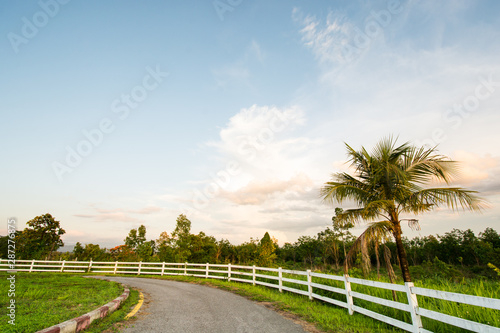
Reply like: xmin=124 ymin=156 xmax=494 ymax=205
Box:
xmin=1 ymin=0 xmax=500 ymax=250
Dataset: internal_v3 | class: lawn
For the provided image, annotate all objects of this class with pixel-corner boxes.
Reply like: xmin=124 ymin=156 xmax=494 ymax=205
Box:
xmin=0 ymin=272 xmax=124 ymax=333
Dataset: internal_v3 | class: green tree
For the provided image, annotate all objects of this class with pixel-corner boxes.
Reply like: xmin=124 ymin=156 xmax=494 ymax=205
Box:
xmin=321 ymin=137 xmax=484 ymax=282
xmin=331 ymin=207 xmax=354 ymax=270
xmin=295 ymin=236 xmax=319 ymax=268
xmin=0 ymin=231 xmax=21 ymax=259
xmin=16 ymin=213 xmax=66 ymax=259
xmin=156 ymin=231 xmax=175 ymax=262
xmin=72 ymin=242 xmax=107 ymax=261
xmin=124 ymin=225 xmax=147 ymax=249
xmin=258 ymin=232 xmax=277 ymax=266
xmin=172 ymin=214 xmax=192 ymax=262
xmin=235 ymin=238 xmax=259 ymax=264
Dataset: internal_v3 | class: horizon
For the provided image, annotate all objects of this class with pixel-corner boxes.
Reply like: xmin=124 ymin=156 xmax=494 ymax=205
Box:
xmin=1 ymin=1 xmax=499 ymax=249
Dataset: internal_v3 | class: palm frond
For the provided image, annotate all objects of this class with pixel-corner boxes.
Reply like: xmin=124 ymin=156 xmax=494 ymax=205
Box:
xmin=345 ymin=221 xmax=393 ymax=273
xmin=402 ymin=187 xmax=487 ymax=213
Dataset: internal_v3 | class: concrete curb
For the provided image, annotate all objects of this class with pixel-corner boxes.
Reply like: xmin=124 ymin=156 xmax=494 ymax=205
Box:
xmin=36 ymin=284 xmax=130 ymax=333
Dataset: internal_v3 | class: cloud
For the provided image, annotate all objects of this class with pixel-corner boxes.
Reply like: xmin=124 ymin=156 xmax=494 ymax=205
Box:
xmin=74 ymin=211 xmax=139 ymax=223
xmin=129 ymin=206 xmax=163 ymax=214
xmin=293 ymin=8 xmax=354 ymax=64
xmin=74 ymin=205 xmax=163 ymax=223
xmin=219 ymin=173 xmax=314 ymax=205
xmin=450 ymin=151 xmax=500 ymax=196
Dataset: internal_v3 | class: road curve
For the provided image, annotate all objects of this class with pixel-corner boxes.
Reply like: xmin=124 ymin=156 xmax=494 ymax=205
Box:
xmin=90 ymin=276 xmax=308 ymax=333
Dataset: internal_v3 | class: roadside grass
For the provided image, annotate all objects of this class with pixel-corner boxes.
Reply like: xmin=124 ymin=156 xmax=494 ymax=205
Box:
xmin=111 ymin=272 xmax=499 ymax=333
xmin=0 ymin=272 xmax=124 ymax=333
xmin=1 ymin=270 xmax=498 ymax=333
xmin=138 ymin=275 xmax=399 ymax=333
xmin=84 ymin=287 xmax=140 ymax=333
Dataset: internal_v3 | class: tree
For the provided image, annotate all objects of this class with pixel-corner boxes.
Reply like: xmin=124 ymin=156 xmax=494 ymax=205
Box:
xmin=156 ymin=231 xmax=175 ymax=262
xmin=16 ymin=213 xmax=66 ymax=259
xmin=72 ymin=242 xmax=108 ymax=261
xmin=172 ymin=214 xmax=192 ymax=262
xmin=331 ymin=207 xmax=354 ymax=270
xmin=321 ymin=137 xmax=485 ymax=282
xmin=258 ymin=232 xmax=277 ymax=266
xmin=296 ymin=236 xmax=320 ymax=268
xmin=109 ymin=245 xmax=138 ymax=262
xmin=124 ymin=225 xmax=147 ymax=249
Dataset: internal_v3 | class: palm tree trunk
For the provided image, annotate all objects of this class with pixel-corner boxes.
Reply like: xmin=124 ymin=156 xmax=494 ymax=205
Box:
xmin=375 ymin=243 xmax=380 ymax=279
xmin=392 ymin=222 xmax=412 ymax=282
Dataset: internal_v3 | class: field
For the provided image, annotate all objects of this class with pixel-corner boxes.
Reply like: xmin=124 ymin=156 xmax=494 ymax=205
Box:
xmin=0 ymin=272 xmax=124 ymax=333
xmin=0 ymin=270 xmax=498 ymax=332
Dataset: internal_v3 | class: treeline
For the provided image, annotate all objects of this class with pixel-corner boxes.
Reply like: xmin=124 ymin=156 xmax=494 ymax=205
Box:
xmin=1 ymin=213 xmax=499 ymax=279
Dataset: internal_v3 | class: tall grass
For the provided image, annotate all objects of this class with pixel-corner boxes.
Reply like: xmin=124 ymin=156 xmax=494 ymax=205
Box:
xmin=212 ymin=264 xmax=500 ymax=332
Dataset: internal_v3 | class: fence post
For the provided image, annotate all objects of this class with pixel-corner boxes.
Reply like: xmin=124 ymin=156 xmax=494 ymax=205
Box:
xmin=161 ymin=262 xmax=165 ymax=276
xmin=88 ymin=259 xmax=93 ymax=273
xmin=138 ymin=261 xmax=142 ymax=275
xmin=228 ymin=263 xmax=231 ymax=282
xmin=60 ymin=260 xmax=65 ymax=273
xmin=114 ymin=261 xmax=118 ymax=274
xmin=307 ymin=270 xmax=313 ymax=300
xmin=405 ymin=282 xmax=423 ymax=332
xmin=206 ymin=263 xmax=209 ymax=278
xmin=30 ymin=259 xmax=35 ymax=273
xmin=252 ymin=265 xmax=256 ymax=286
xmin=344 ymin=274 xmax=354 ymax=315
xmin=278 ymin=267 xmax=283 ymax=293
xmin=184 ymin=262 xmax=187 ymax=276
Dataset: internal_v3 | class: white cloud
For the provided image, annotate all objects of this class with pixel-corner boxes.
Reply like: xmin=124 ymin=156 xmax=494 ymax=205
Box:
xmin=293 ymin=8 xmax=354 ymax=64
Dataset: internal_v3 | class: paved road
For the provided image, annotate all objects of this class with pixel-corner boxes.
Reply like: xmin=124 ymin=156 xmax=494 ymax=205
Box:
xmin=91 ymin=276 xmax=307 ymax=333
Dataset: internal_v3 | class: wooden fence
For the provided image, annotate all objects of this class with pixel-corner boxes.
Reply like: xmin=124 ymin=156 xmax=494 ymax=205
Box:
xmin=1 ymin=259 xmax=499 ymax=333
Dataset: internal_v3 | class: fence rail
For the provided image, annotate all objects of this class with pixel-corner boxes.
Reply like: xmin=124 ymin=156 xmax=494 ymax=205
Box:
xmin=1 ymin=259 xmax=499 ymax=333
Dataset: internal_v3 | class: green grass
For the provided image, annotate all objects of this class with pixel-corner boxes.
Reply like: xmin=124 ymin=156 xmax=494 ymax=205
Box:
xmin=1 ymin=270 xmax=498 ymax=332
xmin=84 ymin=288 xmax=140 ymax=333
xmin=127 ymin=274 xmax=399 ymax=333
xmin=0 ymin=272 xmax=124 ymax=333
xmin=115 ymin=270 xmax=499 ymax=333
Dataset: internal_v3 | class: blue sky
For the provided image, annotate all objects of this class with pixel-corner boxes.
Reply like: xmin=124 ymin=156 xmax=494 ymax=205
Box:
xmin=1 ymin=0 xmax=500 ymax=249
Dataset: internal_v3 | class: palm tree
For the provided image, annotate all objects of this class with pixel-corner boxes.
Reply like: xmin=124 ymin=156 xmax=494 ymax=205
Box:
xmin=321 ymin=137 xmax=485 ymax=282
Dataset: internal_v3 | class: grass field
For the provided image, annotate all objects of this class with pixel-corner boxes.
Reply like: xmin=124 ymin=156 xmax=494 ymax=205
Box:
xmin=0 ymin=272 xmax=124 ymax=333
xmin=1 ymin=270 xmax=498 ymax=332
xmin=150 ymin=274 xmax=499 ymax=332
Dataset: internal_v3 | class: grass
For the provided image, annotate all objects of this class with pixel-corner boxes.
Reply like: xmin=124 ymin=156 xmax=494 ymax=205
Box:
xmin=123 ymin=274 xmax=399 ymax=333
xmin=0 ymin=272 xmax=125 ymax=333
xmin=1 ymin=268 xmax=498 ymax=332
xmin=116 ymin=268 xmax=499 ymax=333
xmin=84 ymin=287 xmax=140 ymax=333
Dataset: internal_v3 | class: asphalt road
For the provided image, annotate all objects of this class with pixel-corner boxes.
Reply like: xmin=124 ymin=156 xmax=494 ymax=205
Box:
xmin=91 ymin=276 xmax=308 ymax=333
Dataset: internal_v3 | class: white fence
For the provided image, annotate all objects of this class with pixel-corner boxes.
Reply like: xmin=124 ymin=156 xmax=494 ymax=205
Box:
xmin=1 ymin=259 xmax=499 ymax=333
